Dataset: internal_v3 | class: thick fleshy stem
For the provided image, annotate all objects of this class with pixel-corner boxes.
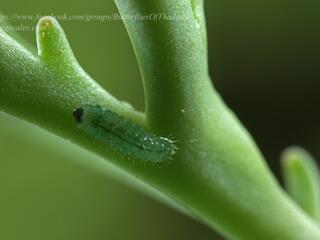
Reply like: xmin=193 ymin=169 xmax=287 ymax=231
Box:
xmin=1 ymin=6 xmax=320 ymax=240
xmin=281 ymin=147 xmax=320 ymax=224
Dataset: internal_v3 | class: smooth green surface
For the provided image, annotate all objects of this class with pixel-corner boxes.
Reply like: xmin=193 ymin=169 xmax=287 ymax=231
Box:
xmin=1 ymin=1 xmax=320 ymax=240
xmin=282 ymin=147 xmax=320 ymax=224
xmin=0 ymin=112 xmax=216 ymax=240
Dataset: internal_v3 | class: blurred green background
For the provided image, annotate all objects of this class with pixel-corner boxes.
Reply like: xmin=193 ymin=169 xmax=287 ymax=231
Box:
xmin=0 ymin=0 xmax=319 ymax=239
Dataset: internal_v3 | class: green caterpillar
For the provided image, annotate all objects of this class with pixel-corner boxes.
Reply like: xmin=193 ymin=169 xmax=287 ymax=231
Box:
xmin=73 ymin=105 xmax=176 ymax=163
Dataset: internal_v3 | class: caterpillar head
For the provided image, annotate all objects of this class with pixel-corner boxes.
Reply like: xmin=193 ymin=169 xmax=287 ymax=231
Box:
xmin=73 ymin=107 xmax=84 ymax=123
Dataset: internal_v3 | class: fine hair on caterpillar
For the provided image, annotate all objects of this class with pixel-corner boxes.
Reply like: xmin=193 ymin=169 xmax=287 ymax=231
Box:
xmin=73 ymin=105 xmax=176 ymax=164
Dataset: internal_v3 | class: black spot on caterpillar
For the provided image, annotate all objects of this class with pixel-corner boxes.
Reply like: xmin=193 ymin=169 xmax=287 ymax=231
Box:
xmin=73 ymin=105 xmax=176 ymax=163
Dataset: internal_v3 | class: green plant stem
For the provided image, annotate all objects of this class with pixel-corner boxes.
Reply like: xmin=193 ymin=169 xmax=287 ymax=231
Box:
xmin=282 ymin=147 xmax=320 ymax=224
xmin=114 ymin=0 xmax=211 ymax=136
xmin=114 ymin=1 xmax=320 ymax=239
xmin=0 ymin=18 xmax=144 ymax=132
xmin=190 ymin=0 xmax=207 ymax=53
xmin=0 ymin=2 xmax=320 ymax=240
